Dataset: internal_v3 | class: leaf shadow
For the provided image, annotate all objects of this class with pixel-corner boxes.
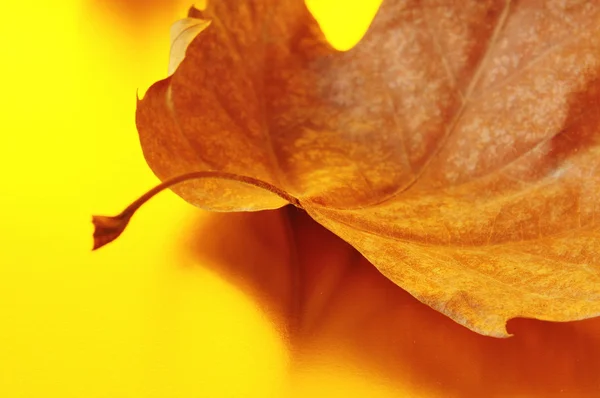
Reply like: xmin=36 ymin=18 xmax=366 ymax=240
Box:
xmin=183 ymin=208 xmax=600 ymax=397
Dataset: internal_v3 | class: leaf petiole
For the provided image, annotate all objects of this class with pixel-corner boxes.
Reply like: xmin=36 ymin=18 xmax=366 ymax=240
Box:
xmin=91 ymin=171 xmax=301 ymax=250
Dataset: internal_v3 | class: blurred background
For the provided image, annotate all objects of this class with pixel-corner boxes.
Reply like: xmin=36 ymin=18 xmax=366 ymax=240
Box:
xmin=1 ymin=1 xmax=599 ymax=397
xmin=0 ymin=1 xmax=389 ymax=397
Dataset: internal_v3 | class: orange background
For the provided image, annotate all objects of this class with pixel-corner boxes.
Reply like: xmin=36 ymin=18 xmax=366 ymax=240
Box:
xmin=1 ymin=1 xmax=600 ymax=397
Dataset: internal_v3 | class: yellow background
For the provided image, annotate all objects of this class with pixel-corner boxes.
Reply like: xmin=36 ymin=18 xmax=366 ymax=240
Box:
xmin=2 ymin=1 xmax=600 ymax=397
xmin=0 ymin=1 xmax=391 ymax=397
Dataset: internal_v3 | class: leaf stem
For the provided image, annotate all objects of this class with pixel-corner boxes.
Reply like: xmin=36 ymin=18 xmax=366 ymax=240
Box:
xmin=91 ymin=171 xmax=301 ymax=250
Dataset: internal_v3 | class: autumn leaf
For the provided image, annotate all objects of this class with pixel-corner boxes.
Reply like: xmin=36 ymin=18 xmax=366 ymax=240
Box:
xmin=127 ymin=0 xmax=600 ymax=337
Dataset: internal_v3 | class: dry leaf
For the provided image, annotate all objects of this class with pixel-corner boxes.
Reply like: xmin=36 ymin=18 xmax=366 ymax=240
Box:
xmin=134 ymin=0 xmax=600 ymax=336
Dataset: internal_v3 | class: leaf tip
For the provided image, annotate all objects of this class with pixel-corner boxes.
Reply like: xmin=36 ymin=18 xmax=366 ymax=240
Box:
xmin=188 ymin=2 xmax=207 ymax=18
xmin=472 ymin=317 xmax=513 ymax=338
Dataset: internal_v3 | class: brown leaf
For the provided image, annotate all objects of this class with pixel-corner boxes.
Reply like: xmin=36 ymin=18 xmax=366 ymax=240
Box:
xmin=136 ymin=0 xmax=600 ymax=336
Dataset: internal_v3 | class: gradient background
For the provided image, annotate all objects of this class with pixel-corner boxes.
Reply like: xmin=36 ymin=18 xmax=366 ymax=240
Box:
xmin=0 ymin=1 xmax=389 ymax=397
xmin=2 ymin=1 xmax=600 ymax=397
